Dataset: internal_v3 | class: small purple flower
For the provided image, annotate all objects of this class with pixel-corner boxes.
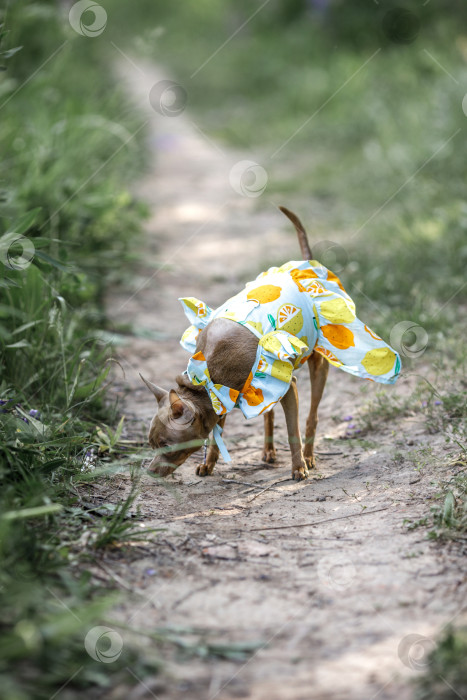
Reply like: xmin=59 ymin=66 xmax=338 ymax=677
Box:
xmin=29 ymin=409 xmax=40 ymax=418
xmin=434 ymin=400 xmax=442 ymax=406
xmin=20 ymin=416 xmax=29 ymax=424
xmin=348 ymin=424 xmax=356 ymax=429
xmin=145 ymin=568 xmax=156 ymax=576
xmin=422 ymin=401 xmax=427 ymax=407
xmin=343 ymin=415 xmax=353 ymax=422
xmin=355 ymin=429 xmax=362 ymax=434
xmin=0 ymin=399 xmax=7 ymax=406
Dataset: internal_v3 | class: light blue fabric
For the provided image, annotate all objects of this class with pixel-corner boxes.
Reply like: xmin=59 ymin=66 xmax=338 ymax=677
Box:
xmin=179 ymin=260 xmax=401 ymax=420
xmin=213 ymin=423 xmax=232 ymax=463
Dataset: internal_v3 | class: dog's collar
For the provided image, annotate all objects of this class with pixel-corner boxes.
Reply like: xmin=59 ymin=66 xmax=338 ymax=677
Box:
xmin=182 ymin=363 xmax=237 ymax=463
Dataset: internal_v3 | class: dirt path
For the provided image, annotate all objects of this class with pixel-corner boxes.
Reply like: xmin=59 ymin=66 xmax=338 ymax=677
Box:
xmin=103 ymin=60 xmax=466 ymax=700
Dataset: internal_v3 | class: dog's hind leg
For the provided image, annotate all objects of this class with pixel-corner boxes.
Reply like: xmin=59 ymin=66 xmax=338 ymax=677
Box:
xmin=196 ymin=415 xmax=227 ymax=476
xmin=262 ymin=410 xmax=276 ymax=463
xmin=281 ymin=377 xmax=308 ymax=481
xmin=304 ymin=352 xmax=329 ymax=470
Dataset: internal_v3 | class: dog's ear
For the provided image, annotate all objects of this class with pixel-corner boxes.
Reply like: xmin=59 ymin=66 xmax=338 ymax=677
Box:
xmin=169 ymin=390 xmax=194 ymax=423
xmin=139 ymin=374 xmax=168 ymax=403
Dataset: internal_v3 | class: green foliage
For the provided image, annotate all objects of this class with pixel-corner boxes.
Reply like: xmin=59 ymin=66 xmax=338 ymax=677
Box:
xmin=111 ymin=1 xmax=467 ymax=334
xmin=415 ymin=627 xmax=467 ymax=700
xmin=430 ymin=470 xmax=467 ymax=540
xmin=0 ymin=2 xmax=153 ymax=696
xmin=1 ymin=0 xmax=147 ymax=293
xmin=90 ymin=472 xmax=162 ymax=549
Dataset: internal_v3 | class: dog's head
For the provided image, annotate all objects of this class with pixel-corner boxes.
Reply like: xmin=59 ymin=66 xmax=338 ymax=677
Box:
xmin=140 ymin=374 xmax=207 ymax=475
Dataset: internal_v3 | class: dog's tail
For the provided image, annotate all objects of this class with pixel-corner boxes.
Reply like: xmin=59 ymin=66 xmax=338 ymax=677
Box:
xmin=279 ymin=206 xmax=312 ymax=260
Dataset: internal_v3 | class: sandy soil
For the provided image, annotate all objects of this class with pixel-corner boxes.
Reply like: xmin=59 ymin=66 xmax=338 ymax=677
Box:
xmin=99 ymin=60 xmax=466 ymax=700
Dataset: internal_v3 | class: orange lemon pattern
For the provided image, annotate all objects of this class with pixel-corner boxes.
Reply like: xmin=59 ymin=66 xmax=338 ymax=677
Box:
xmin=180 ymin=259 xmax=400 ymax=420
xmin=313 ymin=345 xmax=343 ymax=367
xmin=321 ymin=324 xmax=355 ymax=350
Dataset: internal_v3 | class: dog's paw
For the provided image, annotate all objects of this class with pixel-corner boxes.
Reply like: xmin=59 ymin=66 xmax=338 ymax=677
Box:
xmin=292 ymin=464 xmax=309 ymax=481
xmin=196 ymin=462 xmax=215 ymax=477
xmin=305 ymin=455 xmax=316 ymax=470
xmin=262 ymin=448 xmax=277 ymax=464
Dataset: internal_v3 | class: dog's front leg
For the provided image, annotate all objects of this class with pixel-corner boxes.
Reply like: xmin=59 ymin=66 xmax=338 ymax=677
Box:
xmin=196 ymin=415 xmax=227 ymax=477
xmin=262 ymin=409 xmax=277 ymax=463
xmin=280 ymin=377 xmax=308 ymax=481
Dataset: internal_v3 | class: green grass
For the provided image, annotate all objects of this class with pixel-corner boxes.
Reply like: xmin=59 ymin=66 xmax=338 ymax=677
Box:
xmin=0 ymin=2 xmax=159 ymax=696
xmin=110 ymin=1 xmax=467 ymax=337
xmin=415 ymin=627 xmax=467 ymax=700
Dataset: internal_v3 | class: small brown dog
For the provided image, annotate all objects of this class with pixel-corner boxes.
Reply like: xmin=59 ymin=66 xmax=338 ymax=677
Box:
xmin=141 ymin=207 xmax=329 ymax=481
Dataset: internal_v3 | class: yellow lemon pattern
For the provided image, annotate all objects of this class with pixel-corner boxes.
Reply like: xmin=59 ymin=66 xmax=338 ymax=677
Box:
xmin=180 ymin=259 xmax=400 ymax=422
xmin=277 ymin=303 xmax=304 ymax=335
xmin=209 ymin=389 xmax=226 ymax=415
xmin=222 ymin=310 xmax=240 ymax=321
xmin=246 ymin=285 xmax=282 ymax=304
xmin=259 ymin=333 xmax=282 ymax=354
xmin=294 ymin=336 xmax=310 ymax=368
xmin=271 ymin=359 xmax=293 ymax=383
xmin=183 ymin=297 xmax=207 ymax=317
xmin=320 ymin=297 xmax=356 ymax=324
xmin=246 ymin=320 xmax=264 ymax=336
xmin=361 ymin=347 xmax=397 ymax=376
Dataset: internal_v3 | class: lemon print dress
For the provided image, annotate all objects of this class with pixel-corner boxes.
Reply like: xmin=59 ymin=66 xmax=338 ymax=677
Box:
xmin=179 ymin=260 xmax=401 ymax=420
